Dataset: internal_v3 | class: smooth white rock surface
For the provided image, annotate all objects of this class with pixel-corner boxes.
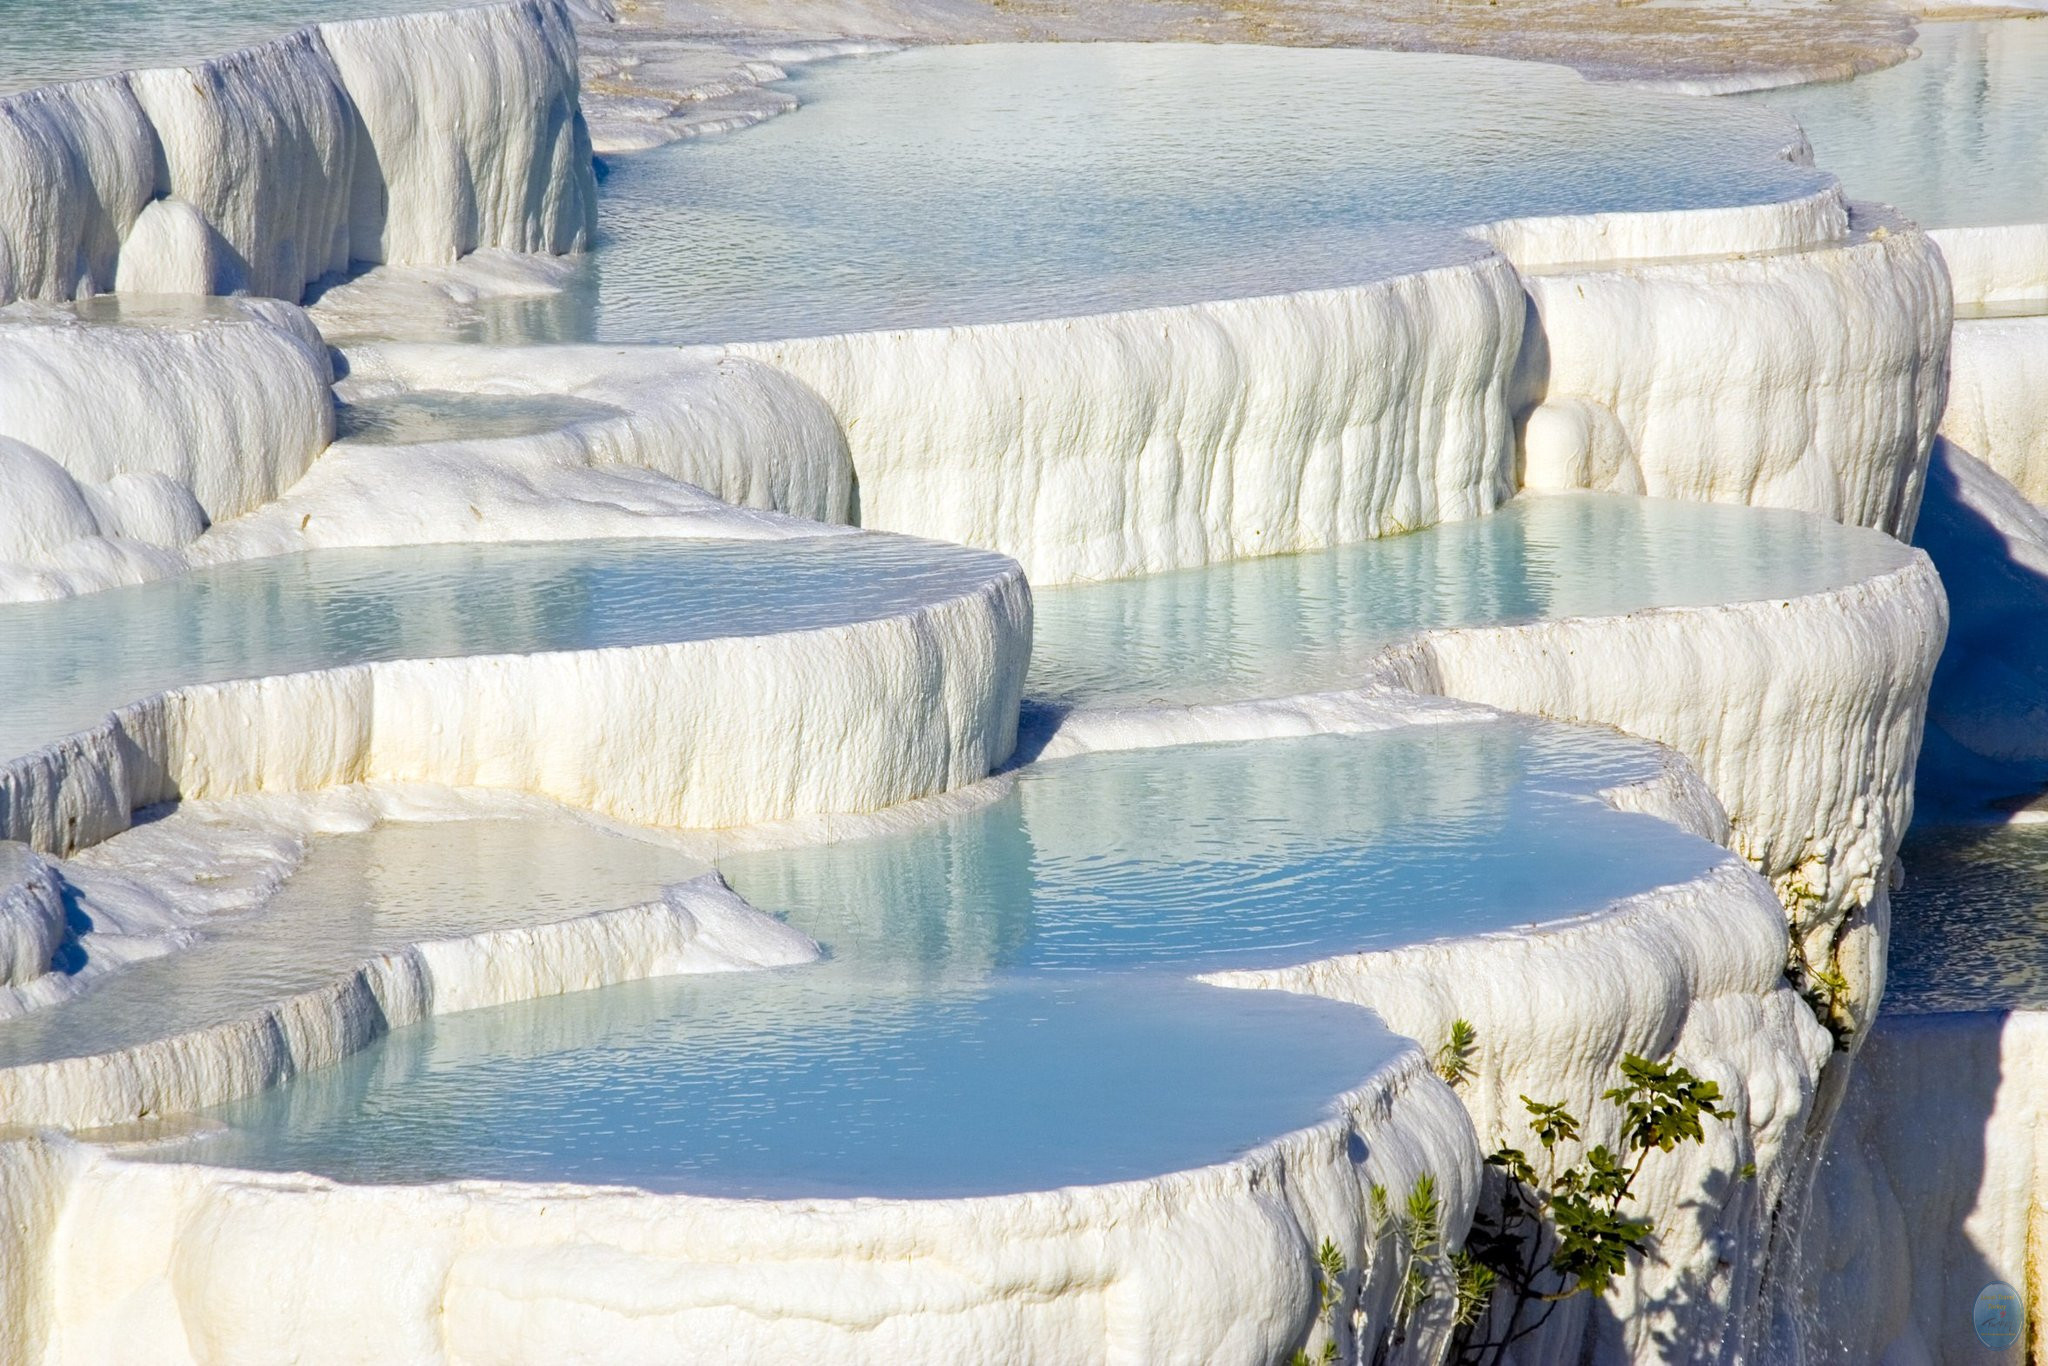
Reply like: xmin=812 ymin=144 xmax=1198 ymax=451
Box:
xmin=0 ymin=299 xmax=333 ymax=599
xmin=0 ymin=561 xmax=1030 ymax=858
xmin=1942 ymin=313 xmax=2048 ymax=505
xmin=724 ymin=253 xmax=1526 ymax=584
xmin=3 ymin=1047 xmax=1477 ymax=1365
xmin=1518 ymin=212 xmax=1951 ymax=540
xmin=0 ymin=0 xmax=594 ymax=306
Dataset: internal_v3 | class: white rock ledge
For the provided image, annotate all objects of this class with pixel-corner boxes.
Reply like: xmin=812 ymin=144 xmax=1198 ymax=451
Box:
xmin=0 ymin=0 xmax=596 ymax=306
xmin=0 ymin=557 xmax=1031 ymax=858
xmin=3 ymin=1040 xmax=1478 ymax=1364
xmin=1517 ymin=209 xmax=1951 ymax=540
xmin=0 ymin=872 xmax=814 ymax=1134
xmin=1209 ymin=859 xmax=1830 ymax=1362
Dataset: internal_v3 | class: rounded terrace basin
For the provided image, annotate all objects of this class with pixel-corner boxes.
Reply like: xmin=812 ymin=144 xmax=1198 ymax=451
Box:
xmin=0 ymin=815 xmax=709 ymax=1072
xmin=0 ymin=533 xmax=1014 ymax=766
xmin=420 ymin=42 xmax=1832 ymax=346
xmin=1028 ymin=492 xmax=1914 ymax=708
xmin=152 ymin=722 xmax=1734 ymax=1197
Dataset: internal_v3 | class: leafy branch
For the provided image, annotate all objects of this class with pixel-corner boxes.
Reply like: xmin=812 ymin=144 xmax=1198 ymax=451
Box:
xmin=1450 ymin=1047 xmax=1737 ymax=1365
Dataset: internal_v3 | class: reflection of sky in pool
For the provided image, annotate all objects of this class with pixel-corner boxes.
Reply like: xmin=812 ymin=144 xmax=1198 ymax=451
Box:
xmin=1738 ymin=20 xmax=2048 ymax=229
xmin=0 ymin=818 xmax=708 ymax=1068
xmin=425 ymin=43 xmax=1827 ymax=345
xmin=162 ymin=725 xmax=1735 ymax=1197
xmin=0 ymin=534 xmax=1013 ymax=765
xmin=1030 ymin=493 xmax=1911 ymax=708
xmin=1889 ymin=822 xmax=2048 ymax=1012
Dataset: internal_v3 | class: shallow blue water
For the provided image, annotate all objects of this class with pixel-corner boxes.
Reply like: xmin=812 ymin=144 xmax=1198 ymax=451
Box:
xmin=0 ymin=534 xmax=1014 ymax=765
xmin=1030 ymin=493 xmax=1911 ymax=707
xmin=1888 ymin=822 xmax=2048 ymax=1012
xmin=1738 ymin=20 xmax=2048 ymax=229
xmin=0 ymin=0 xmax=445 ymax=92
xmin=174 ymin=724 xmax=1733 ymax=1196
xmin=427 ymin=43 xmax=1829 ymax=345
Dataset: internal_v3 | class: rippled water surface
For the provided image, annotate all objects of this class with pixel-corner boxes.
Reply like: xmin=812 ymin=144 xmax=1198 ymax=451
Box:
xmin=0 ymin=0 xmax=445 ymax=91
xmin=1739 ymin=20 xmax=2048 ymax=228
xmin=1030 ymin=493 xmax=1911 ymax=707
xmin=1889 ymin=822 xmax=2048 ymax=1012
xmin=169 ymin=725 xmax=1733 ymax=1196
xmin=443 ymin=43 xmax=1828 ymax=344
xmin=0 ymin=817 xmax=707 ymax=1067
xmin=0 ymin=535 xmax=1012 ymax=763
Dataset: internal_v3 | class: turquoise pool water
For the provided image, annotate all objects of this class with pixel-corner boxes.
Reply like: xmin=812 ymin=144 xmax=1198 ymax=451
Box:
xmin=1889 ymin=822 xmax=2048 ymax=1012
xmin=0 ymin=0 xmax=443 ymax=92
xmin=1738 ymin=20 xmax=2048 ymax=229
xmin=421 ymin=43 xmax=1830 ymax=345
xmin=165 ymin=724 xmax=1734 ymax=1196
xmin=0 ymin=534 xmax=1014 ymax=765
xmin=0 ymin=816 xmax=707 ymax=1068
xmin=1029 ymin=493 xmax=1912 ymax=708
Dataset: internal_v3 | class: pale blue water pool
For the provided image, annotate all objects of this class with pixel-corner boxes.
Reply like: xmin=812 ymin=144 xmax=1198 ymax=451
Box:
xmin=1029 ymin=493 xmax=1912 ymax=708
xmin=168 ymin=724 xmax=1736 ymax=1196
xmin=1737 ymin=20 xmax=2048 ymax=229
xmin=0 ymin=534 xmax=1015 ymax=765
xmin=412 ymin=43 xmax=1830 ymax=345
xmin=0 ymin=0 xmax=446 ymax=92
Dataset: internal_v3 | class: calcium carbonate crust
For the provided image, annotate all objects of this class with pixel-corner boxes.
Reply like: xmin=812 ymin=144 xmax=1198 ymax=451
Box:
xmin=0 ymin=552 xmax=1030 ymax=861
xmin=3 ymin=1041 xmax=1475 ymax=1365
xmin=1516 ymin=210 xmax=1952 ymax=540
xmin=0 ymin=519 xmax=1936 ymax=1362
xmin=0 ymin=869 xmax=816 ymax=1134
xmin=1942 ymin=313 xmax=2048 ymax=505
xmin=0 ymin=711 xmax=1803 ymax=1365
xmin=1027 ymin=540 xmax=1940 ymax=1360
xmin=1210 ymin=860 xmax=1832 ymax=1363
xmin=0 ymin=300 xmax=335 ymax=600
xmin=0 ymin=0 xmax=595 ymax=307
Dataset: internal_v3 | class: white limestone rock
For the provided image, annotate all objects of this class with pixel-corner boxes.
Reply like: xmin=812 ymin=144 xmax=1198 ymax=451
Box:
xmin=6 ymin=1046 xmax=1477 ymax=1365
xmin=1517 ymin=211 xmax=1952 ymax=539
xmin=0 ymin=0 xmax=596 ymax=307
xmin=1942 ymin=313 xmax=2048 ymax=506
xmin=1213 ymin=859 xmax=1832 ymax=1363
xmin=0 ymin=552 xmax=1030 ymax=857
xmin=725 ymin=252 xmax=1528 ymax=585
xmin=0 ymin=869 xmax=817 ymax=1132
xmin=0 ymin=300 xmax=333 ymax=523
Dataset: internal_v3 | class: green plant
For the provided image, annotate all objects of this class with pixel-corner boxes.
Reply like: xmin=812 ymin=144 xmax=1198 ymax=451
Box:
xmin=1786 ymin=938 xmax=1854 ymax=1052
xmin=1449 ymin=1050 xmax=1736 ymax=1365
xmin=1435 ymin=1019 xmax=1478 ymax=1088
xmin=1364 ymin=1176 xmax=1447 ymax=1365
xmin=1290 ymin=1238 xmax=1347 ymax=1365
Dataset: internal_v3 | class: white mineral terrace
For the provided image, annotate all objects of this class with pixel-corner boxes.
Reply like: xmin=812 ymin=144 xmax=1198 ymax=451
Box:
xmin=0 ymin=0 xmax=2039 ymax=1362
